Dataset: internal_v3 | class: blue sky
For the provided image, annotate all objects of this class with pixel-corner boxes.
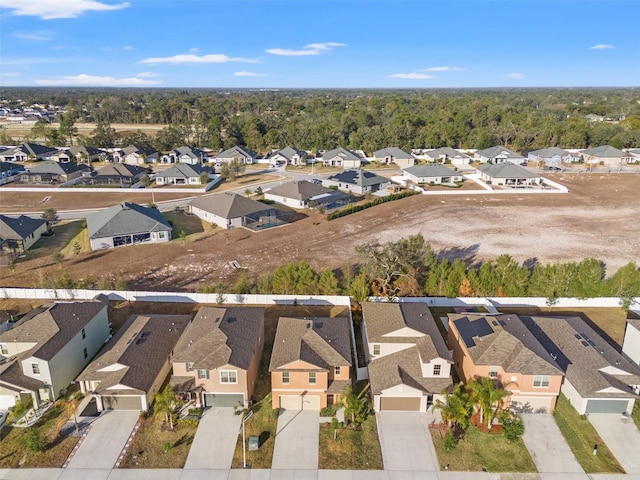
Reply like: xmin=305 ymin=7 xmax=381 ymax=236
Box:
xmin=1 ymin=0 xmax=638 ymax=88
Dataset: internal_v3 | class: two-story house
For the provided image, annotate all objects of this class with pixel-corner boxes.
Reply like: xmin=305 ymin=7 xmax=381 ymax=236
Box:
xmin=362 ymin=302 xmax=453 ymax=412
xmin=170 ymin=307 xmax=264 ymax=409
xmin=269 ymin=317 xmax=352 ymax=410
xmin=0 ymin=301 xmax=110 ymax=410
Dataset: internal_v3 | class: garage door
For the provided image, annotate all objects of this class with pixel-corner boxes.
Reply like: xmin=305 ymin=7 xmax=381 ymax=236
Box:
xmin=509 ymin=396 xmax=553 ymax=413
xmin=102 ymin=395 xmax=143 ymax=410
xmin=585 ymin=399 xmax=630 ymax=414
xmin=380 ymin=397 xmax=421 ymax=411
xmin=203 ymin=393 xmax=244 ymax=408
xmin=0 ymin=394 xmax=18 ymax=410
xmin=279 ymin=395 xmax=320 ymax=410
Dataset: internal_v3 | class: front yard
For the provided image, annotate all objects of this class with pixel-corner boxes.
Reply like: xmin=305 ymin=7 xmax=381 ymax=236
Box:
xmin=318 ymin=415 xmax=383 ymax=470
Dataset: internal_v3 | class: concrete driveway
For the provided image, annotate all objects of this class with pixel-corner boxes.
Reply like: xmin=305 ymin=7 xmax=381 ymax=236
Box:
xmin=272 ymin=409 xmax=319 ymax=469
xmin=376 ymin=412 xmax=438 ymax=471
xmin=66 ymin=410 xmax=139 ymax=469
xmin=589 ymin=413 xmax=640 ymax=474
xmin=184 ymin=407 xmax=242 ymax=469
xmin=521 ymin=414 xmax=583 ymax=473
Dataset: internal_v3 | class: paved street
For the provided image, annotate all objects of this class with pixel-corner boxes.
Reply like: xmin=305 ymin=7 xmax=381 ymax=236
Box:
xmin=271 ymin=409 xmax=320 ymax=470
xmin=589 ymin=413 xmax=640 ymax=475
xmin=66 ymin=410 xmax=139 ymax=469
xmin=376 ymin=412 xmax=439 ymax=471
xmin=521 ymin=414 xmax=583 ymax=473
xmin=184 ymin=407 xmax=242 ymax=469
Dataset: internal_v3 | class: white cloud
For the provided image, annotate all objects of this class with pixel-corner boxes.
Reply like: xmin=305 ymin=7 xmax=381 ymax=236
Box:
xmin=1 ymin=57 xmax=64 ymax=66
xmin=1 ymin=0 xmax=130 ymax=20
xmin=234 ymin=71 xmax=267 ymax=77
xmin=1 ymin=72 xmax=21 ymax=78
xmin=189 ymin=47 xmax=199 ymax=53
xmin=136 ymin=72 xmax=156 ymax=78
xmin=140 ymin=53 xmax=257 ymax=64
xmin=590 ymin=44 xmax=615 ymax=50
xmin=509 ymin=72 xmax=526 ymax=79
xmin=35 ymin=73 xmax=160 ymax=86
xmin=389 ymin=73 xmax=436 ymax=79
xmin=123 ymin=45 xmax=132 ymax=51
xmin=424 ymin=66 xmax=465 ymax=72
xmin=11 ymin=31 xmax=54 ymax=41
xmin=266 ymin=42 xmax=346 ymax=56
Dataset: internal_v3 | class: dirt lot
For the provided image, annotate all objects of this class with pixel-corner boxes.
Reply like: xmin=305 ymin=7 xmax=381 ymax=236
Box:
xmin=1 ymin=173 xmax=639 ymax=291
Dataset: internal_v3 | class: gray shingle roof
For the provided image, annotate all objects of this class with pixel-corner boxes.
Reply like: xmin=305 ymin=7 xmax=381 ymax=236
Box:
xmin=580 ymin=145 xmax=625 ymax=158
xmin=122 ymin=145 xmax=158 ymax=156
xmin=476 ymin=146 xmax=524 ymax=160
xmin=269 ymin=317 xmax=352 ymax=372
xmin=24 ymin=161 xmax=90 ymax=175
xmin=155 ymin=163 xmax=211 ymax=179
xmin=326 ymin=169 xmax=389 ymax=187
xmin=323 ymin=147 xmax=361 ymax=162
xmin=86 ymin=202 xmax=171 ymax=239
xmin=267 ymin=180 xmax=340 ymax=201
xmin=173 ymin=307 xmax=264 ymax=370
xmin=425 ymin=147 xmax=471 ymax=160
xmin=404 ymin=165 xmax=459 ymax=177
xmin=215 ymin=146 xmax=258 ymax=160
xmin=95 ymin=163 xmax=147 ymax=178
xmin=0 ymin=161 xmax=25 ymax=174
xmin=477 ymin=161 xmax=540 ymax=179
xmin=373 ymin=147 xmax=413 ymax=160
xmin=0 ymin=214 xmax=46 ymax=241
xmin=189 ymin=192 xmax=274 ymax=219
xmin=529 ymin=147 xmax=570 ymax=158
xmin=272 ymin=146 xmax=306 ymax=161
xmin=172 ymin=146 xmax=208 ymax=160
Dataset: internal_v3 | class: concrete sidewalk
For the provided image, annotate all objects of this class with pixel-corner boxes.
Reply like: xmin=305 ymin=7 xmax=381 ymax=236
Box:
xmin=271 ymin=409 xmax=319 ymax=469
xmin=376 ymin=412 xmax=439 ymax=471
xmin=589 ymin=413 xmax=640 ymax=475
xmin=521 ymin=414 xmax=583 ymax=473
xmin=183 ymin=407 xmax=242 ymax=469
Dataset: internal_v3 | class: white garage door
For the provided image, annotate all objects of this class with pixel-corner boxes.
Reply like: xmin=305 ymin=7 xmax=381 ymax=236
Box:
xmin=0 ymin=394 xmax=18 ymax=410
xmin=279 ymin=395 xmax=320 ymax=410
xmin=510 ymin=396 xmax=554 ymax=413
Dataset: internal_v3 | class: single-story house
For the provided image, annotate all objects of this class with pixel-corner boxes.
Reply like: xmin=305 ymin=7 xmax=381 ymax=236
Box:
xmin=362 ymin=302 xmax=453 ymax=412
xmin=372 ymin=147 xmax=415 ymax=168
xmin=474 ymin=146 xmax=527 ymax=165
xmin=77 ymin=314 xmax=191 ymax=412
xmin=403 ymin=165 xmax=463 ymax=185
xmin=48 ymin=149 xmax=73 ymax=163
xmin=323 ymin=169 xmax=390 ymax=195
xmin=322 ymin=147 xmax=362 ymax=168
xmin=161 ymin=146 xmax=209 ymax=165
xmin=579 ymin=145 xmax=626 ymax=166
xmin=527 ymin=147 xmax=579 ymax=167
xmin=189 ymin=192 xmax=285 ymax=230
xmin=86 ymin=202 xmax=172 ymax=250
xmin=68 ymin=146 xmax=106 ymax=163
xmin=476 ymin=161 xmax=541 ymax=186
xmin=267 ymin=146 xmax=308 ymax=166
xmin=0 ymin=143 xmax=58 ymax=162
xmin=18 ymin=161 xmax=91 ymax=184
xmin=0 ymin=301 xmax=110 ymax=410
xmin=77 ymin=163 xmax=148 ymax=187
xmin=623 ymin=320 xmax=640 ymax=367
xmin=171 ymin=306 xmax=265 ymax=409
xmin=122 ymin=145 xmax=160 ymax=165
xmin=212 ymin=146 xmax=258 ymax=165
xmin=154 ymin=163 xmax=213 ymax=185
xmin=448 ymin=313 xmax=564 ymax=413
xmin=521 ymin=315 xmax=640 ymax=414
xmin=423 ymin=147 xmax=472 ymax=166
xmin=264 ymin=180 xmax=352 ymax=210
xmin=624 ymin=149 xmax=640 ymax=164
xmin=269 ymin=316 xmax=352 ymax=410
xmin=0 ymin=161 xmax=25 ymax=181
xmin=0 ymin=214 xmax=48 ymax=256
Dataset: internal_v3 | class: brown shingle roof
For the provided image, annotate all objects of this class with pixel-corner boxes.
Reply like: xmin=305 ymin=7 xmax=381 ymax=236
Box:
xmin=172 ymin=307 xmax=264 ymax=370
xmin=0 ymin=357 xmax=45 ymax=392
xmin=269 ymin=317 xmax=352 ymax=372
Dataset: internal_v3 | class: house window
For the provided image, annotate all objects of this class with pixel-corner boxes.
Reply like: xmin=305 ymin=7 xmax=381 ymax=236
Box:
xmin=373 ymin=344 xmax=380 ymax=356
xmin=220 ymin=370 xmax=238 ymax=384
xmin=83 ymin=347 xmax=88 ymax=359
xmin=31 ymin=363 xmax=40 ymax=375
xmin=309 ymin=372 xmax=317 ymax=384
xmin=0 ymin=344 xmax=8 ymax=355
xmin=433 ymin=364 xmax=441 ymax=376
xmin=533 ymin=375 xmax=550 ymax=387
xmin=335 ymin=366 xmax=341 ymax=376
xmin=197 ymin=369 xmax=209 ymax=380
xmin=282 ymin=371 xmax=290 ymax=384
xmin=82 ymin=328 xmax=86 ymax=339
xmin=186 ymin=362 xmax=194 ymax=372
xmin=489 ymin=366 xmax=499 ymax=378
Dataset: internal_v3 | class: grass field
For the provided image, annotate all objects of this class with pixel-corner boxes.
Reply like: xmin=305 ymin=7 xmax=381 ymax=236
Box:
xmin=318 ymin=415 xmax=383 ymax=470
xmin=27 ymin=220 xmax=84 ymax=261
xmin=430 ymin=425 xmax=536 ymax=472
xmin=164 ymin=210 xmax=207 ymax=239
xmin=552 ymin=394 xmax=624 ymax=473
xmin=230 ymin=396 xmax=278 ymax=469
xmin=632 ymin=400 xmax=640 ymax=430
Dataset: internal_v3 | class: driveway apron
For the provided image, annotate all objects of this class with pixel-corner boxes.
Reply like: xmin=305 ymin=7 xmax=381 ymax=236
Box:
xmin=521 ymin=414 xmax=584 ymax=473
xmin=184 ymin=408 xmax=242 ymax=469
xmin=271 ymin=409 xmax=319 ymax=470
xmin=589 ymin=413 xmax=640 ymax=474
xmin=376 ymin=412 xmax=438 ymax=471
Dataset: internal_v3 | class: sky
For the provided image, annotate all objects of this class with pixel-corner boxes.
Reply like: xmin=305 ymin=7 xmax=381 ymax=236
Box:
xmin=0 ymin=0 xmax=638 ymax=89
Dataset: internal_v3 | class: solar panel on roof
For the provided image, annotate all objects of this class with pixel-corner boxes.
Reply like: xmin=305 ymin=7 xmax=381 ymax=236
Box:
xmin=473 ymin=317 xmax=494 ymax=337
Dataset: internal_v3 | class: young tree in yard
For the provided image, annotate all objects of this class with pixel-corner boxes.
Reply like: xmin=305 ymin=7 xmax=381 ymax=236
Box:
xmin=349 ymin=273 xmax=370 ymax=303
xmin=443 ymin=428 xmax=458 ymax=451
xmin=72 ymin=241 xmax=82 ymax=257
xmin=199 ymin=171 xmax=210 ymax=185
xmin=27 ymin=428 xmax=46 ymax=453
xmin=41 ymin=208 xmax=59 ymax=226
xmin=52 ymin=251 xmax=64 ymax=268
xmin=343 ymin=386 xmax=369 ymax=427
xmin=139 ymin=173 xmax=151 ymax=187
xmin=432 ymin=383 xmax=472 ymax=430
xmin=220 ymin=157 xmax=246 ymax=181
xmin=154 ymin=385 xmax=179 ymax=430
xmin=501 ymin=416 xmax=525 ymax=443
xmin=318 ymin=269 xmax=340 ymax=295
xmin=468 ymin=377 xmax=509 ymax=427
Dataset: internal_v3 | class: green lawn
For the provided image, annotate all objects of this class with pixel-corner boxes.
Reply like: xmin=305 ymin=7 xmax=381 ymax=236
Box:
xmin=318 ymin=415 xmax=383 ymax=470
xmin=231 ymin=396 xmax=279 ymax=469
xmin=430 ymin=425 xmax=536 ymax=472
xmin=26 ymin=220 xmax=84 ymax=261
xmin=631 ymin=399 xmax=640 ymax=431
xmin=553 ymin=394 xmax=624 ymax=473
xmin=164 ymin=210 xmax=206 ymax=239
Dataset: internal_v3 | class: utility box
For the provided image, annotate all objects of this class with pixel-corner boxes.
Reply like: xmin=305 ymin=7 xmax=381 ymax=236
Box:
xmin=248 ymin=436 xmax=259 ymax=451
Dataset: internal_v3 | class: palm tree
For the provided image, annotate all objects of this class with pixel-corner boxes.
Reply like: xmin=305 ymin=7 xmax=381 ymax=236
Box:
xmin=153 ymin=385 xmax=179 ymax=430
xmin=468 ymin=377 xmax=509 ymax=426
xmin=432 ymin=383 xmax=472 ymax=430
xmin=343 ymin=386 xmax=369 ymax=427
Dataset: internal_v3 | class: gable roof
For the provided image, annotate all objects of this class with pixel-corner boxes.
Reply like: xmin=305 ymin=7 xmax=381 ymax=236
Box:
xmin=528 ymin=147 xmax=571 ymax=158
xmin=0 ymin=161 xmax=25 ymax=174
xmin=477 ymin=161 xmax=540 ymax=179
xmin=326 ymin=169 xmax=389 ymax=187
xmin=122 ymin=145 xmax=158 ymax=156
xmin=323 ymin=147 xmax=361 ymax=162
xmin=475 ymin=146 xmax=524 ymax=160
xmin=373 ymin=147 xmax=413 ymax=160
xmin=272 ymin=146 xmax=307 ymax=161
xmin=0 ymin=214 xmax=46 ymax=241
xmin=173 ymin=307 xmax=264 ymax=370
xmin=425 ymin=147 xmax=471 ymax=160
xmin=14 ymin=142 xmax=58 ymax=157
xmin=449 ymin=313 xmax=563 ymax=376
xmin=68 ymin=145 xmax=104 ymax=158
xmin=155 ymin=163 xmax=211 ymax=179
xmin=189 ymin=192 xmax=273 ymax=219
xmin=86 ymin=202 xmax=171 ymax=239
xmin=171 ymin=146 xmax=208 ymax=160
xmin=95 ymin=163 xmax=147 ymax=177
xmin=214 ymin=145 xmax=258 ymax=159
xmin=77 ymin=314 xmax=190 ymax=394
xmin=269 ymin=317 xmax=352 ymax=371
xmin=267 ymin=180 xmax=344 ymax=201
xmin=404 ymin=165 xmax=459 ymax=177
xmin=580 ymin=145 xmax=624 ymax=158
xmin=24 ymin=161 xmax=90 ymax=175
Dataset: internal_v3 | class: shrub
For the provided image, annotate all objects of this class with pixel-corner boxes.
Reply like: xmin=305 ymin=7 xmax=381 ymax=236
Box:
xmin=188 ymin=408 xmax=203 ymax=416
xmin=326 ymin=190 xmax=418 ymax=220
xmin=501 ymin=416 xmax=525 ymax=443
xmin=178 ymin=417 xmax=200 ymax=426
xmin=320 ymin=405 xmax=338 ymax=417
xmin=443 ymin=428 xmax=457 ymax=451
xmin=27 ymin=428 xmax=46 ymax=453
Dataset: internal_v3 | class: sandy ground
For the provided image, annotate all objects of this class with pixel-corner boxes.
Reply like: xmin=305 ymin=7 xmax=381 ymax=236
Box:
xmin=1 ymin=172 xmax=639 ymax=291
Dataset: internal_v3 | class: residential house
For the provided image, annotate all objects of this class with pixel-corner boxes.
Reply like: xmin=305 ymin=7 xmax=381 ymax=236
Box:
xmin=269 ymin=316 xmax=352 ymax=410
xmin=0 ymin=214 xmax=48 ymax=257
xmin=18 ymin=161 xmax=91 ymax=184
xmin=170 ymin=307 xmax=265 ymax=408
xmin=423 ymin=147 xmax=472 ymax=166
xmin=474 ymin=146 xmax=526 ymax=165
xmin=321 ymin=147 xmax=362 ymax=168
xmin=403 ymin=165 xmax=463 ymax=185
xmin=212 ymin=146 xmax=258 ymax=165
xmin=189 ymin=192 xmax=285 ymax=230
xmin=476 ymin=162 xmax=541 ymax=186
xmin=264 ymin=180 xmax=351 ymax=210
xmin=521 ymin=315 xmax=640 ymax=414
xmin=77 ymin=163 xmax=148 ymax=187
xmin=122 ymin=145 xmax=159 ymax=165
xmin=267 ymin=146 xmax=308 ymax=166
xmin=580 ymin=145 xmax=626 ymax=166
xmin=77 ymin=314 xmax=190 ymax=412
xmin=623 ymin=320 xmax=640 ymax=366
xmin=323 ymin=169 xmax=390 ymax=195
xmin=48 ymin=149 xmax=73 ymax=163
xmin=624 ymin=149 xmax=640 ymax=164
xmin=161 ymin=146 xmax=209 ymax=165
xmin=0 ymin=301 xmax=109 ymax=410
xmin=68 ymin=145 xmax=106 ymax=163
xmin=362 ymin=302 xmax=453 ymax=412
xmin=86 ymin=202 xmax=172 ymax=250
xmin=0 ymin=161 xmax=25 ymax=182
xmin=527 ymin=147 xmax=579 ymax=168
xmin=154 ymin=163 xmax=213 ymax=185
xmin=0 ymin=143 xmax=58 ymax=162
xmin=372 ymin=147 xmax=415 ymax=168
xmin=448 ymin=313 xmax=564 ymax=413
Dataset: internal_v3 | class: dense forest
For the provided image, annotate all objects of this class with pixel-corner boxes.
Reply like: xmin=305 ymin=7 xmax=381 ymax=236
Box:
xmin=1 ymin=88 xmax=640 ymax=153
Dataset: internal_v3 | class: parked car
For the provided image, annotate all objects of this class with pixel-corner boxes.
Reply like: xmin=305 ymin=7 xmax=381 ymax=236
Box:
xmin=0 ymin=410 xmax=7 ymax=427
